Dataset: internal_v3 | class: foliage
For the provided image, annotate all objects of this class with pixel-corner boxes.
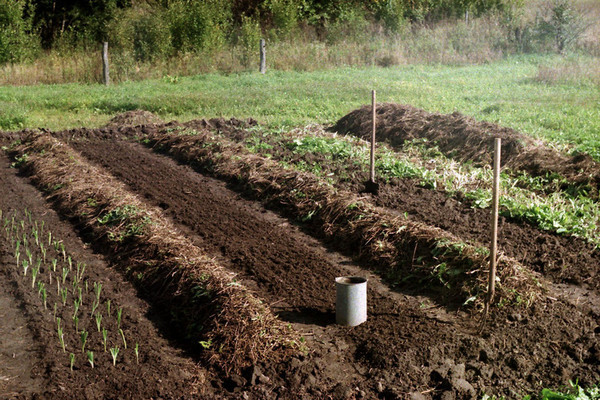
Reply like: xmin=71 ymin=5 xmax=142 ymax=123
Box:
xmin=0 ymin=0 xmax=38 ymax=63
xmin=168 ymin=0 xmax=231 ymax=53
xmin=534 ymin=0 xmax=586 ymax=53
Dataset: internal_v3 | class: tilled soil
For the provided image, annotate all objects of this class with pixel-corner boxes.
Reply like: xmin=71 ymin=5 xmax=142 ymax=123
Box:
xmin=211 ymin=122 xmax=600 ymax=296
xmin=331 ymin=103 xmax=600 ymax=195
xmin=0 ymin=153 xmax=215 ymax=400
xmin=69 ymin=137 xmax=600 ymax=398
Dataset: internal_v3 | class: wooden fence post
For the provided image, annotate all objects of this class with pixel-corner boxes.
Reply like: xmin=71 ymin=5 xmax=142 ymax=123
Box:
xmin=102 ymin=42 xmax=110 ymax=86
xmin=486 ymin=137 xmax=501 ymax=312
xmin=259 ymin=39 xmax=266 ymax=74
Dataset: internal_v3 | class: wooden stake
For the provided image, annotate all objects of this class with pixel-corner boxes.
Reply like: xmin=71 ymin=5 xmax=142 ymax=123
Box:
xmin=102 ymin=42 xmax=110 ymax=86
xmin=486 ymin=137 xmax=502 ymax=311
xmin=259 ymin=39 xmax=266 ymax=74
xmin=370 ymin=90 xmax=376 ymax=183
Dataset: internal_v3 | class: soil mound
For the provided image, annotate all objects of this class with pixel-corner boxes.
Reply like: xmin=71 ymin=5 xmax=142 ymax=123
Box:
xmin=330 ymin=103 xmax=600 ymax=192
xmin=105 ymin=110 xmax=164 ymax=127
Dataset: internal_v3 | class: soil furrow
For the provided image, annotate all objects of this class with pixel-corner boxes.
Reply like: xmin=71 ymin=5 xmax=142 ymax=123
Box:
xmin=71 ymin=138 xmax=600 ymax=398
xmin=0 ymin=152 xmax=210 ymax=399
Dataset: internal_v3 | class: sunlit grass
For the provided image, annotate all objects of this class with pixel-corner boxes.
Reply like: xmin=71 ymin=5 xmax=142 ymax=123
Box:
xmin=0 ymin=54 xmax=598 ymax=159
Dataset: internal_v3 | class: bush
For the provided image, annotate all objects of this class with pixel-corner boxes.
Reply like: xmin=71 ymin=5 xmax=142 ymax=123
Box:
xmin=535 ymin=0 xmax=586 ymax=53
xmin=263 ymin=0 xmax=299 ymax=39
xmin=111 ymin=6 xmax=172 ymax=62
xmin=0 ymin=0 xmax=38 ymax=64
xmin=237 ymin=15 xmax=262 ymax=68
xmin=168 ymin=0 xmax=231 ymax=53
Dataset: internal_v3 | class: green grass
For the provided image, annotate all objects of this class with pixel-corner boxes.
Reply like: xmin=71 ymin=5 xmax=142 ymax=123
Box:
xmin=0 ymin=54 xmax=599 ymax=158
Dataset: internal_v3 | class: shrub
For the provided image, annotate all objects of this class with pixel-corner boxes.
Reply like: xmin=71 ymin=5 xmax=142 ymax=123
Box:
xmin=236 ymin=15 xmax=262 ymax=68
xmin=535 ymin=0 xmax=586 ymax=53
xmin=111 ymin=6 xmax=172 ymax=62
xmin=263 ymin=0 xmax=299 ymax=39
xmin=168 ymin=0 xmax=231 ymax=53
xmin=0 ymin=0 xmax=38 ymax=64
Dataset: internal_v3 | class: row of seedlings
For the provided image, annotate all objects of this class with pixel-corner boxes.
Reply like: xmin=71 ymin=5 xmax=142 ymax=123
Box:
xmin=1 ymin=208 xmax=140 ymax=370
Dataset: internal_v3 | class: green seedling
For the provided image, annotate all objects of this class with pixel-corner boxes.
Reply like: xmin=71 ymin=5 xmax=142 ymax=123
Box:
xmin=106 ymin=300 xmax=111 ymax=316
xmin=40 ymin=244 xmax=46 ymax=263
xmin=69 ymin=353 xmax=75 ymax=371
xmin=134 ymin=343 xmax=139 ymax=364
xmin=73 ymin=298 xmax=80 ymax=319
xmin=67 ymin=256 xmax=72 ymax=271
xmin=51 ymin=259 xmax=57 ymax=272
xmin=41 ymin=286 xmax=47 ymax=309
xmin=95 ymin=313 xmax=102 ymax=332
xmin=86 ymin=351 xmax=94 ymax=368
xmin=22 ymin=260 xmax=29 ymax=276
xmin=40 ymin=221 xmax=44 ymax=234
xmin=73 ymin=315 xmax=79 ymax=333
xmin=102 ymin=328 xmax=108 ymax=352
xmin=53 ymin=302 xmax=57 ymax=320
xmin=60 ymin=243 xmax=66 ymax=262
xmin=26 ymin=248 xmax=32 ymax=265
xmin=80 ymin=330 xmax=88 ymax=353
xmin=48 ymin=231 xmax=52 ymax=246
xmin=31 ymin=263 xmax=39 ymax=288
xmin=117 ymin=307 xmax=123 ymax=329
xmin=85 ymin=279 xmax=89 ymax=293
xmin=61 ymin=288 xmax=68 ymax=306
xmin=90 ymin=299 xmax=98 ymax=317
xmin=93 ymin=282 xmax=102 ymax=302
xmin=119 ymin=328 xmax=127 ymax=349
xmin=57 ymin=326 xmax=65 ymax=352
xmin=110 ymin=347 xmax=119 ymax=366
xmin=62 ymin=267 xmax=68 ymax=284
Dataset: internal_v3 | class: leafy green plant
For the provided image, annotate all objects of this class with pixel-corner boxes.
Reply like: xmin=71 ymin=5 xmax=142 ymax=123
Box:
xmin=102 ymin=328 xmax=108 ymax=352
xmin=69 ymin=353 xmax=75 ymax=371
xmin=134 ymin=342 xmax=140 ymax=364
xmin=80 ymin=330 xmax=88 ymax=353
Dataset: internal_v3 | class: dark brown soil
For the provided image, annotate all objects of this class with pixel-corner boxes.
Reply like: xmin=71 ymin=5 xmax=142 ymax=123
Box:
xmin=104 ymin=110 xmax=164 ymax=128
xmin=207 ymin=121 xmax=600 ymax=296
xmin=330 ymin=103 xmax=600 ymax=195
xmin=3 ymin=117 xmax=600 ymax=399
xmin=65 ymin=136 xmax=600 ymax=398
xmin=0 ymin=152 xmax=216 ymax=400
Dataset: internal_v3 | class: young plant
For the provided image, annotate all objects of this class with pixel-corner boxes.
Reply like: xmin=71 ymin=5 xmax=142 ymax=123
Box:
xmin=80 ymin=330 xmax=88 ymax=353
xmin=40 ymin=243 xmax=46 ymax=263
xmin=31 ymin=262 xmax=40 ymax=288
xmin=134 ymin=342 xmax=139 ymax=364
xmin=109 ymin=347 xmax=119 ymax=366
xmin=69 ymin=353 xmax=75 ymax=371
xmin=95 ymin=313 xmax=102 ymax=332
xmin=86 ymin=351 xmax=94 ymax=368
xmin=22 ymin=260 xmax=29 ymax=276
xmin=77 ymin=263 xmax=86 ymax=283
xmin=119 ymin=328 xmax=127 ymax=349
xmin=57 ymin=327 xmax=65 ymax=352
xmin=51 ymin=259 xmax=57 ymax=272
xmin=102 ymin=328 xmax=108 ymax=352
xmin=73 ymin=315 xmax=79 ymax=333
xmin=67 ymin=256 xmax=72 ymax=271
xmin=62 ymin=267 xmax=69 ymax=284
xmin=61 ymin=288 xmax=68 ymax=306
xmin=73 ymin=298 xmax=80 ymax=319
xmin=41 ymin=287 xmax=47 ymax=309
xmin=117 ymin=307 xmax=123 ymax=329
xmin=93 ymin=282 xmax=102 ymax=303
xmin=106 ymin=300 xmax=111 ymax=317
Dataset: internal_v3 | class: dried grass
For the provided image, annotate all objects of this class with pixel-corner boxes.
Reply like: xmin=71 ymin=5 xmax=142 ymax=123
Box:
xmin=144 ymin=126 xmax=544 ymax=308
xmin=13 ymin=132 xmax=298 ymax=372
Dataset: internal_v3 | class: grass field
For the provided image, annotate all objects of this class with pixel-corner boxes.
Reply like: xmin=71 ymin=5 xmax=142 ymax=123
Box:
xmin=1 ymin=54 xmax=599 ymax=159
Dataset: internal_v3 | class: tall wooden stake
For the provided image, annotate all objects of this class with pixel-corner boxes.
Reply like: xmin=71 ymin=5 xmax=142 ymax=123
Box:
xmin=486 ymin=137 xmax=501 ymax=311
xmin=102 ymin=42 xmax=110 ymax=86
xmin=259 ymin=39 xmax=266 ymax=74
xmin=370 ymin=90 xmax=376 ymax=183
